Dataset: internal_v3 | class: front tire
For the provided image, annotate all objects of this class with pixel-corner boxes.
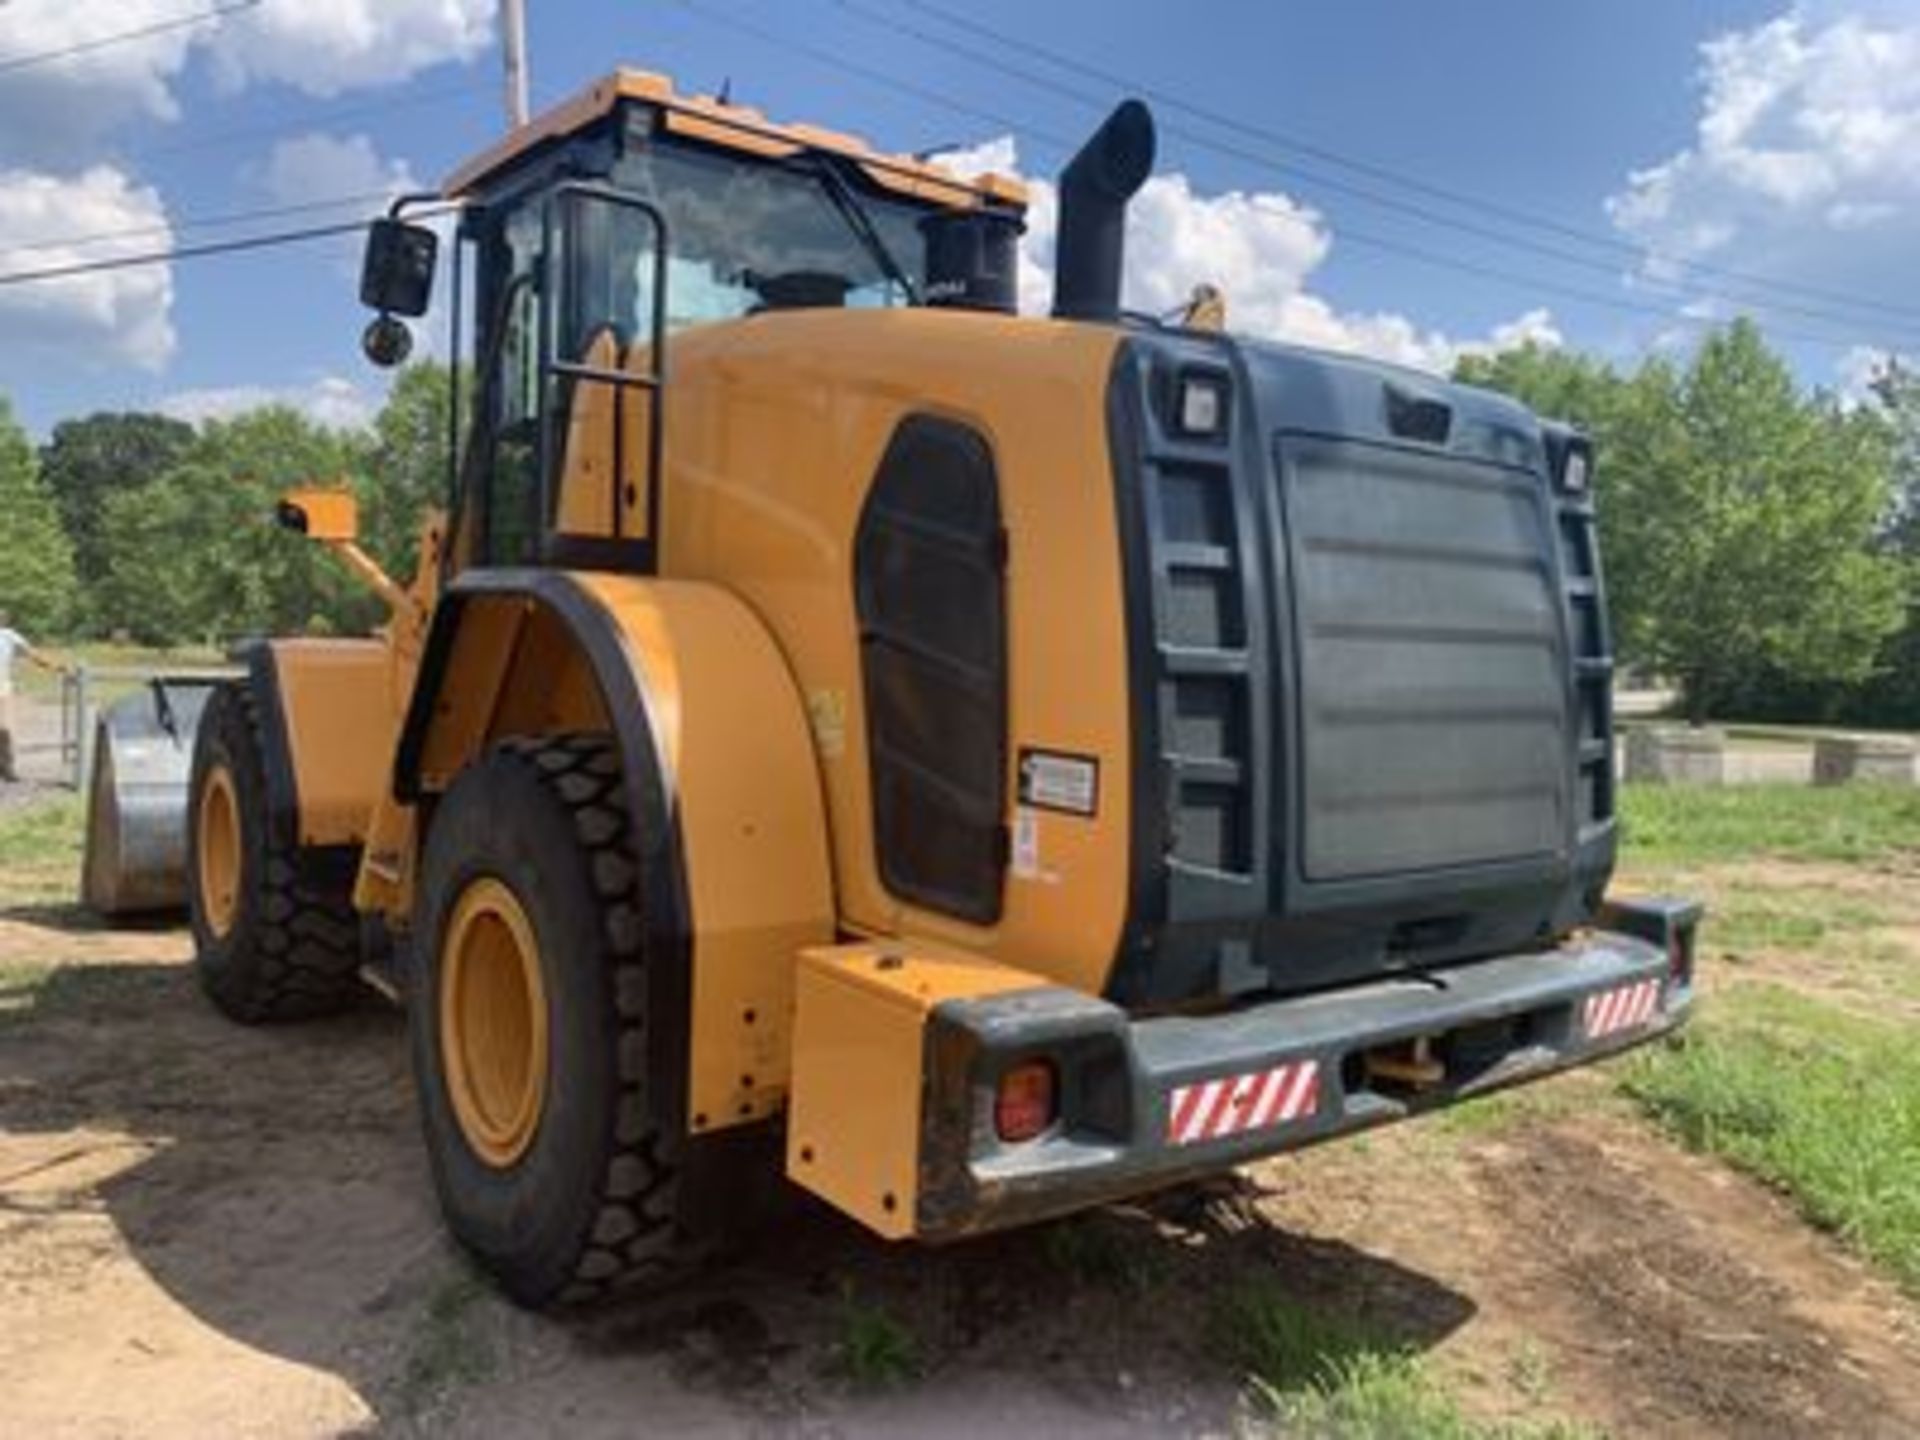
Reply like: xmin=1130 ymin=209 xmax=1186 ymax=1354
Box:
xmin=186 ymin=682 xmax=362 ymax=1022
xmin=412 ymin=734 xmax=697 ymax=1307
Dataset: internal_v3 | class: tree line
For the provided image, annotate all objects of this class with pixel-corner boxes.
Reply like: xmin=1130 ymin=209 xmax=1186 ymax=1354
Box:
xmin=0 ymin=364 xmax=451 ymax=645
xmin=0 ymin=321 xmax=1914 ymax=725
xmin=1457 ymin=320 xmax=1916 ymax=728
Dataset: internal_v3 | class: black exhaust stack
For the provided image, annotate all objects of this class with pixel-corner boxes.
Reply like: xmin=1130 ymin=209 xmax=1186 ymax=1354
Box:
xmin=1051 ymin=99 xmax=1156 ymax=323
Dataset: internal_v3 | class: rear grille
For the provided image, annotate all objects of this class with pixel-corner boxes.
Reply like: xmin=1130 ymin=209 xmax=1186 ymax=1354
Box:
xmin=1278 ymin=435 xmax=1570 ymax=881
xmin=1105 ymin=333 xmax=1615 ymax=1009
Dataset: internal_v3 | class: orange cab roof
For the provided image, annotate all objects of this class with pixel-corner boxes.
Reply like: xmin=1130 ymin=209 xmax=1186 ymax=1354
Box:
xmin=443 ymin=68 xmax=1028 ymax=212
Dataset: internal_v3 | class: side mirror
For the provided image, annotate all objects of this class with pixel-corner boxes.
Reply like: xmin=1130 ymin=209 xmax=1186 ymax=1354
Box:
xmin=359 ymin=217 xmax=438 ymax=318
xmin=275 ymin=486 xmax=359 ymax=543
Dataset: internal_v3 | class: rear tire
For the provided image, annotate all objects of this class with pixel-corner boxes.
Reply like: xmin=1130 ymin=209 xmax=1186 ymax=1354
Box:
xmin=187 ymin=682 xmax=362 ymax=1022
xmin=411 ymin=733 xmax=700 ymax=1308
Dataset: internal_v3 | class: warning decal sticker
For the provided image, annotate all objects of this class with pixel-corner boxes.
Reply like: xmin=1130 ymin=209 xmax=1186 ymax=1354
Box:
xmin=1018 ymin=748 xmax=1099 ymax=817
xmin=1011 ymin=808 xmax=1041 ymax=878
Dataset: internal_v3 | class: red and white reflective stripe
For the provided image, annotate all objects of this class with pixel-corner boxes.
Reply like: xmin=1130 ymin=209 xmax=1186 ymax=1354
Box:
xmin=1583 ymin=978 xmax=1662 ymax=1039
xmin=1166 ymin=1059 xmax=1320 ymax=1146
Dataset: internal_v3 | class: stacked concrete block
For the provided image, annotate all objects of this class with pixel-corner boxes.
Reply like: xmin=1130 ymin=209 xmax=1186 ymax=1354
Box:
xmin=1812 ymin=734 xmax=1917 ymax=787
xmin=1624 ymin=726 xmax=1726 ymax=785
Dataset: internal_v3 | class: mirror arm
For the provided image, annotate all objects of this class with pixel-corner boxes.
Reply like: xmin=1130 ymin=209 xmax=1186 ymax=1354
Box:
xmin=386 ymin=189 xmax=448 ymax=221
xmin=327 ymin=539 xmax=417 ymax=620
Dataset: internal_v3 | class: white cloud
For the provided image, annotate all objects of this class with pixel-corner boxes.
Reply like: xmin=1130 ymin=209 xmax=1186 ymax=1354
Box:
xmin=253 ymin=131 xmax=451 ymax=351
xmin=159 ymin=374 xmax=379 ymax=430
xmin=1487 ymin=308 xmax=1565 ymax=352
xmin=1123 ymin=175 xmax=1330 ymax=330
xmin=935 ymin=138 xmax=1556 ymax=375
xmin=0 ymin=2 xmax=481 ymax=383
xmin=0 ymin=2 xmax=200 ymax=167
xmin=1607 ymin=8 xmax=1920 ymax=324
xmin=0 ymin=0 xmax=491 ymax=169
xmin=206 ymin=0 xmax=495 ymax=98
xmin=0 ymin=166 xmax=174 ymax=370
xmin=260 ymin=132 xmax=421 ymax=210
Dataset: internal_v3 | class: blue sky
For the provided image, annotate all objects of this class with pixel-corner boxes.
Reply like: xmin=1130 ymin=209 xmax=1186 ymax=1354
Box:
xmin=1 ymin=0 xmax=1915 ymax=434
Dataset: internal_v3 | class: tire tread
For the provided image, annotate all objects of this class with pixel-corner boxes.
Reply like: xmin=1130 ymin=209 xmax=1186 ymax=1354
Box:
xmin=493 ymin=733 xmax=688 ymax=1302
xmin=194 ymin=683 xmax=360 ymax=1023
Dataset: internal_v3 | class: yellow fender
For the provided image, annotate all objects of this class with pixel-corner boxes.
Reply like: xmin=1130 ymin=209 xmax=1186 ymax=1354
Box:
xmin=394 ymin=570 xmax=836 ymax=1139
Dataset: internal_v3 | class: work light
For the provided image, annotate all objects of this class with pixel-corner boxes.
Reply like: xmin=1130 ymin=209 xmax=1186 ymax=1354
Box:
xmin=1177 ymin=372 xmax=1227 ymax=438
xmin=1561 ymin=445 xmax=1590 ymax=495
xmin=1541 ymin=422 xmax=1593 ymax=496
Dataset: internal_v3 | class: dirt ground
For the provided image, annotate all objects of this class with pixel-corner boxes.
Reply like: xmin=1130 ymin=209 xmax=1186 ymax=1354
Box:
xmin=4 ymin=855 xmax=1920 ymax=1437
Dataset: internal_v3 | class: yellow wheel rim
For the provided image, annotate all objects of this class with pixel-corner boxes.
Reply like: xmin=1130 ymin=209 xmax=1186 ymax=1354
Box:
xmin=440 ymin=877 xmax=550 ymax=1169
xmin=196 ymin=764 xmax=241 ymax=939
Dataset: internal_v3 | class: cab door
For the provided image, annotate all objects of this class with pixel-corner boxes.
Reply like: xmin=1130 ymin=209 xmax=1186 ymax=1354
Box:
xmin=541 ymin=183 xmax=668 ymax=572
xmin=452 ymin=183 xmax=666 ymax=575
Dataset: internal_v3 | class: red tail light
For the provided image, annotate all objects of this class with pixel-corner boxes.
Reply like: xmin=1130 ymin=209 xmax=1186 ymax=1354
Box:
xmin=1669 ymin=928 xmax=1694 ymax=986
xmin=995 ymin=1060 xmax=1057 ymax=1142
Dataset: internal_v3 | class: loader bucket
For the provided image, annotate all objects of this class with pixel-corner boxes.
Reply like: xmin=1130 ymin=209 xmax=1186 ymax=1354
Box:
xmin=81 ymin=679 xmax=221 ymax=917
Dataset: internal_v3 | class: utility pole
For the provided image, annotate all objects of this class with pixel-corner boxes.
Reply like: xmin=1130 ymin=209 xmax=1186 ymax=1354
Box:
xmin=501 ymin=0 xmax=530 ymax=128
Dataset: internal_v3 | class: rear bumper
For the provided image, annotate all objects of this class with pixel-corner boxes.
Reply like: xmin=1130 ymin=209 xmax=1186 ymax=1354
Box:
xmin=915 ymin=896 xmax=1699 ymax=1239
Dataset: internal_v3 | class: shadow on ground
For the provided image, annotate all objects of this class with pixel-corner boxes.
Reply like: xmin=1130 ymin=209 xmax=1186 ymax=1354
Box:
xmin=1 ymin=949 xmax=1476 ymax=1435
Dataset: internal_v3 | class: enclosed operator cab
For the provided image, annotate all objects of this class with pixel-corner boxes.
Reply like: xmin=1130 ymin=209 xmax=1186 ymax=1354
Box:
xmin=186 ymin=70 xmax=1697 ymax=1306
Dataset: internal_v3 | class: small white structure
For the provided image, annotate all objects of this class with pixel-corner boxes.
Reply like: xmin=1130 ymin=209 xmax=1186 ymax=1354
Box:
xmin=1812 ymin=734 xmax=1917 ymax=787
xmin=1624 ymin=726 xmax=1726 ymax=785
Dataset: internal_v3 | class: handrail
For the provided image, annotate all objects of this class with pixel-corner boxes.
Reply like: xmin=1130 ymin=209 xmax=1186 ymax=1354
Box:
xmin=539 ymin=180 xmax=671 ymax=568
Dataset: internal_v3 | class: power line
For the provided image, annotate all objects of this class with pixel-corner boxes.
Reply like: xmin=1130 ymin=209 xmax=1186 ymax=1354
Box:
xmin=834 ymin=0 xmax=1920 ymax=342
xmin=1169 ymin=116 xmax=1919 ymax=347
xmin=0 ymin=208 xmax=457 ymax=289
xmin=894 ymin=0 xmax=1920 ymax=326
xmin=0 ymin=79 xmax=495 ymax=263
xmin=134 ymin=79 xmax=490 ymax=161
xmin=0 ymin=5 xmax=1885 ymax=355
xmin=0 ymin=0 xmax=260 ymax=77
xmin=0 ymin=190 xmax=402 ymax=262
xmin=678 ymin=0 xmax=1067 ymax=154
xmin=672 ymin=0 xmax=1887 ymax=352
xmin=670 ymin=1 xmax=1081 ymax=155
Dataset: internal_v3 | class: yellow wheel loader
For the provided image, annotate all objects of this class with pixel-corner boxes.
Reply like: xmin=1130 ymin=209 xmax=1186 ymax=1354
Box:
xmin=161 ymin=72 xmax=1698 ymax=1306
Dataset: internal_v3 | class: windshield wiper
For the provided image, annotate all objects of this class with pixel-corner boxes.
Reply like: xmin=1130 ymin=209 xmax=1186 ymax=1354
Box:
xmin=785 ymin=152 xmax=919 ymax=305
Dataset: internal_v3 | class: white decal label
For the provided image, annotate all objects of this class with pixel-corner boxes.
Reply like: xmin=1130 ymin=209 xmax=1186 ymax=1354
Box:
xmin=1018 ymin=748 xmax=1099 ymax=817
xmin=805 ymin=689 xmax=847 ymax=760
xmin=1012 ymin=807 xmax=1041 ymax=879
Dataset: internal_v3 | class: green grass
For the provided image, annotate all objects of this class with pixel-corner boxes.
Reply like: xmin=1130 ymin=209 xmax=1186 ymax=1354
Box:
xmin=1248 ymin=1353 xmax=1600 ymax=1440
xmin=829 ymin=1290 xmax=919 ymax=1388
xmin=1706 ymin=891 xmax=1889 ymax=955
xmin=1701 ymin=893 xmax=1918 ymax=1007
xmin=1217 ymin=1281 xmax=1401 ymax=1395
xmin=0 ymin=794 xmax=85 ymax=906
xmin=0 ymin=792 xmax=84 ymax=864
xmin=397 ymin=1271 xmax=495 ymax=1412
xmin=1219 ymin=1283 xmax=1595 ymax=1440
xmin=1620 ymin=720 xmax=1918 ymax=749
xmin=1722 ymin=722 xmax=1917 ymax=747
xmin=1429 ymin=1078 xmax=1589 ymax=1139
xmin=1625 ymin=985 xmax=1920 ymax=1294
xmin=0 ymin=798 xmax=85 ymax=1020
xmin=1619 ymin=782 xmax=1920 ymax=866
xmin=0 ymin=957 xmax=55 ymax=1018
xmin=1648 ymin=878 xmax=1920 ymax=1010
